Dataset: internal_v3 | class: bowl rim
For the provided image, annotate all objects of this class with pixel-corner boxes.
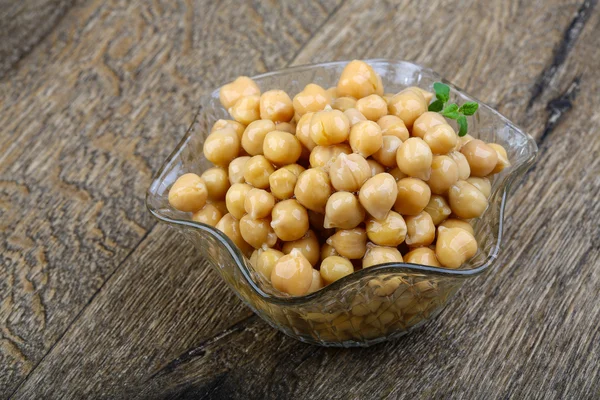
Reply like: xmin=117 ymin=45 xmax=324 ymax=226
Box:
xmin=146 ymin=59 xmax=538 ymax=305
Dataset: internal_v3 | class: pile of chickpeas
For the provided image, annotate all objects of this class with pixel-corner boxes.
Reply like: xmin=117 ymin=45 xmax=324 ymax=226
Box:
xmin=168 ymin=60 xmax=510 ymax=297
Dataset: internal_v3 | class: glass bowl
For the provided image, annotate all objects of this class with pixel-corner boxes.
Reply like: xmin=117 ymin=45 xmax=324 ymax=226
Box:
xmin=146 ymin=60 xmax=537 ymax=347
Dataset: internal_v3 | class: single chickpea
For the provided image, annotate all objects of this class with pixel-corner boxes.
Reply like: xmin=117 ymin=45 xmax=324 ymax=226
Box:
xmin=215 ymin=213 xmax=253 ymax=256
xmin=407 ymin=86 xmax=434 ymax=103
xmin=259 ymin=90 xmax=294 ymax=122
xmin=332 ymin=96 xmax=357 ymax=112
xmin=244 ymin=188 xmax=275 ymax=219
xmin=424 ymin=124 xmax=458 ymax=154
xmin=404 ymin=247 xmax=441 ymax=267
xmin=356 ymin=94 xmax=388 ymax=121
xmin=372 ymin=135 xmax=402 ymax=167
xmin=389 ymin=167 xmax=408 ymax=181
xmin=211 ymin=119 xmax=245 ymax=139
xmin=328 ymin=153 xmax=371 ymax=192
xmin=337 ymin=60 xmax=384 ymax=99
xmin=396 ymin=137 xmax=433 ymax=181
xmin=412 ymin=111 xmax=447 ymax=139
xmin=388 ymin=88 xmax=427 ymax=128
xmin=307 ymin=269 xmax=324 ymax=294
xmin=283 ymin=163 xmax=306 ymax=177
xmin=271 ymin=199 xmax=309 ymax=241
xmin=466 ymin=177 xmax=492 ymax=198
xmin=239 ymin=214 xmax=278 ymax=249
xmin=219 ymin=76 xmax=261 ymax=109
xmin=363 ymin=244 xmax=403 ymax=268
xmin=324 ymin=191 xmax=365 ymax=229
xmin=225 ymin=183 xmax=252 ymax=219
xmin=168 ymin=173 xmax=208 ymax=212
xmin=192 ymin=203 xmax=222 ymax=227
xmin=343 ymin=108 xmax=368 ymax=126
xmin=326 ymin=86 xmax=338 ymax=98
xmin=310 ymin=109 xmax=350 ymax=146
xmin=229 ymin=95 xmax=261 ymax=125
xmin=241 ymin=120 xmax=276 ymax=156
xmin=271 ymin=249 xmax=313 ymax=296
xmin=460 ymin=139 xmax=498 ymax=177
xmin=282 ymin=230 xmax=320 ymax=267
xmin=448 ymin=180 xmax=488 ymax=219
xmin=208 ymin=200 xmax=228 ymax=216
xmin=203 ymin=128 xmax=241 ymax=167
xmin=309 ymin=144 xmax=352 ymax=169
xmin=228 ymin=156 xmax=251 ymax=184
xmin=326 ymin=228 xmax=367 ymax=259
xmin=320 ymin=256 xmax=355 ymax=284
xmin=367 ymin=159 xmax=386 ymax=176
xmin=366 ymin=211 xmax=407 ymax=246
xmin=377 ymin=115 xmax=409 ymax=141
xmin=359 ymin=173 xmax=398 ymax=220
xmin=424 ymin=195 xmax=452 ymax=225
xmin=269 ymin=168 xmax=297 ymax=200
xmin=294 ymin=168 xmax=332 ymax=213
xmin=200 ymin=167 xmax=229 ymax=201
xmin=488 ymin=143 xmax=511 ymax=174
xmin=436 ymin=227 xmax=478 ymax=269
xmin=394 ymin=177 xmax=431 ymax=215
xmin=263 ymin=130 xmax=302 ymax=166
xmin=349 ymin=121 xmax=383 ymax=157
xmin=439 ymin=218 xmax=474 ymax=235
xmin=448 ymin=151 xmax=471 ymax=180
xmin=275 ymin=121 xmax=296 ymax=134
xmin=292 ymin=83 xmax=331 ymax=116
xmin=427 ymin=155 xmax=459 ymax=194
xmin=456 ymin=134 xmax=474 ymax=150
xmin=321 ymin=243 xmax=339 ymax=261
xmin=255 ymin=248 xmax=284 ymax=281
xmin=405 ymin=211 xmax=435 ymax=247
xmin=295 ymin=112 xmax=317 ymax=151
xmin=243 ymin=155 xmax=275 ymax=189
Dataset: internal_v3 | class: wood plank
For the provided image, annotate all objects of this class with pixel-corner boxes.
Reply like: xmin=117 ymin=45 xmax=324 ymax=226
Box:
xmin=0 ymin=0 xmax=341 ymax=396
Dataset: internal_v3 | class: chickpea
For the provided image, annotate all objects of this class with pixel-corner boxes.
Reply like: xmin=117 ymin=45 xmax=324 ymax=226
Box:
xmin=228 ymin=156 xmax=250 ymax=184
xmin=366 ymin=211 xmax=407 ymax=246
xmin=367 ymin=159 xmax=386 ymax=176
xmin=263 ymin=130 xmax=302 ymax=166
xmin=283 ymin=163 xmax=306 ymax=177
xmin=307 ymin=269 xmax=324 ymax=294
xmin=456 ymin=134 xmax=474 ymax=150
xmin=363 ymin=244 xmax=403 ymax=268
xmin=244 ymin=188 xmax=275 ymax=219
xmin=394 ymin=177 xmax=431 ymax=215
xmin=219 ymin=76 xmax=261 ymax=109
xmin=412 ymin=111 xmax=447 ymax=139
xmin=282 ymin=230 xmax=320 ymax=267
xmin=488 ymin=143 xmax=510 ymax=174
xmin=192 ymin=203 xmax=222 ymax=227
xmin=448 ymin=180 xmax=488 ymax=219
xmin=466 ymin=177 xmax=492 ymax=198
xmin=404 ymin=247 xmax=441 ymax=267
xmin=326 ymin=86 xmax=338 ymax=98
xmin=407 ymin=86 xmax=434 ymax=103
xmin=295 ymin=112 xmax=317 ymax=151
xmin=239 ymin=214 xmax=278 ymax=249
xmin=332 ymin=96 xmax=357 ymax=112
xmin=356 ymin=95 xmax=388 ymax=121
xmin=271 ymin=199 xmax=309 ymax=241
xmin=448 ymin=151 xmax=471 ymax=180
xmin=388 ymin=88 xmax=427 ymax=128
xmin=225 ymin=183 xmax=252 ymax=219
xmin=294 ymin=168 xmax=331 ymax=213
xmin=168 ymin=173 xmax=208 ymax=212
xmin=377 ymin=115 xmax=409 ymax=141
xmin=337 ymin=60 xmax=383 ymax=98
xmin=427 ymin=155 xmax=459 ymax=194
xmin=241 ymin=120 xmax=276 ymax=156
xmin=321 ymin=243 xmax=339 ymax=261
xmin=405 ymin=211 xmax=435 ymax=247
xmin=243 ymin=155 xmax=275 ymax=189
xmin=423 ymin=124 xmax=457 ymax=155
xmin=460 ymin=139 xmax=498 ymax=177
xmin=309 ymin=144 xmax=352 ymax=169
xmin=271 ymin=249 xmax=313 ymax=296
xmin=439 ymin=218 xmax=474 ymax=235
xmin=275 ymin=121 xmax=296 ymax=134
xmin=372 ymin=135 xmax=402 ymax=167
xmin=349 ymin=121 xmax=383 ymax=157
xmin=436 ymin=227 xmax=478 ymax=269
xmin=269 ymin=168 xmax=297 ymax=200
xmin=211 ymin=119 xmax=245 ymax=140
xmin=229 ymin=95 xmax=261 ymax=125
xmin=255 ymin=248 xmax=284 ymax=281
xmin=310 ymin=109 xmax=350 ymax=146
xmin=396 ymin=137 xmax=433 ymax=180
xmin=359 ymin=173 xmax=398 ymax=220
xmin=328 ymin=152 xmax=371 ymax=192
xmin=201 ymin=167 xmax=229 ymax=201
xmin=324 ymin=191 xmax=365 ymax=229
xmin=424 ymin=195 xmax=452 ymax=225
xmin=389 ymin=167 xmax=407 ymax=181
xmin=259 ymin=90 xmax=294 ymax=122
xmin=203 ymin=128 xmax=241 ymax=167
xmin=293 ymin=83 xmax=331 ymax=116
xmin=215 ymin=213 xmax=253 ymax=256
xmin=320 ymin=256 xmax=354 ymax=285
xmin=326 ymin=228 xmax=367 ymax=259
xmin=208 ymin=199 xmax=228 ymax=216
xmin=344 ymin=108 xmax=368 ymax=126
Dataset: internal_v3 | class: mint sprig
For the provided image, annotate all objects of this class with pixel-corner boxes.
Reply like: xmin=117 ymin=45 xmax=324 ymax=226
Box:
xmin=427 ymin=82 xmax=478 ymax=136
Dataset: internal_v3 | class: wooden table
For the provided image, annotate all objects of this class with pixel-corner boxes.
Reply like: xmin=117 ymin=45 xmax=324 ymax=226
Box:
xmin=1 ymin=0 xmax=599 ymax=398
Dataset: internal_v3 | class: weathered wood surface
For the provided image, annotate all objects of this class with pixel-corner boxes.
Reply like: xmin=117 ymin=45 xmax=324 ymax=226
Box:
xmin=2 ymin=0 xmax=600 ymax=398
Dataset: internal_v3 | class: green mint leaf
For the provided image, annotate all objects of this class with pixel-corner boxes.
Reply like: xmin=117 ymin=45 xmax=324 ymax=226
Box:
xmin=458 ymin=102 xmax=479 ymax=116
xmin=441 ymin=103 xmax=459 ymax=119
xmin=457 ymin=115 xmax=468 ymax=136
xmin=428 ymin=99 xmax=444 ymax=112
xmin=433 ymin=82 xmax=450 ymax=103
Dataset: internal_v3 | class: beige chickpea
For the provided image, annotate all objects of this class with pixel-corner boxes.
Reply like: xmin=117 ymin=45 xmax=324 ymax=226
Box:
xmin=283 ymin=163 xmax=306 ymax=177
xmin=201 ymin=167 xmax=230 ymax=201
xmin=275 ymin=121 xmax=296 ymax=134
xmin=255 ymin=248 xmax=285 ymax=281
xmin=460 ymin=139 xmax=498 ymax=177
xmin=337 ymin=60 xmax=384 ymax=99
xmin=324 ymin=191 xmax=365 ymax=229
xmin=320 ymin=256 xmax=354 ymax=285
xmin=244 ymin=188 xmax=275 ymax=219
xmin=372 ymin=135 xmax=402 ymax=167
xmin=228 ymin=156 xmax=250 ymax=184
xmin=363 ymin=244 xmax=403 ymax=268
xmin=367 ymin=159 xmax=386 ymax=176
xmin=219 ymin=76 xmax=261 ymax=109
xmin=229 ymin=95 xmax=261 ymax=125
xmin=225 ymin=183 xmax=252 ymax=219
xmin=269 ymin=168 xmax=297 ymax=200
xmin=243 ymin=155 xmax=275 ymax=189
xmin=366 ymin=211 xmax=407 ymax=246
xmin=282 ymin=230 xmax=320 ymax=267
xmin=203 ymin=128 xmax=241 ymax=167
xmin=211 ymin=119 xmax=245 ymax=139
xmin=436 ymin=227 xmax=478 ymax=269
xmin=292 ymin=83 xmax=331 ymax=116
xmin=488 ymin=143 xmax=510 ymax=174
xmin=328 ymin=153 xmax=371 ymax=192
xmin=389 ymin=167 xmax=408 ymax=181
xmin=394 ymin=177 xmax=431 ymax=215
xmin=382 ymin=92 xmax=394 ymax=104
xmin=192 ymin=203 xmax=222 ymax=227
xmin=326 ymin=228 xmax=367 ymax=259
xmin=439 ymin=218 xmax=474 ymax=235
xmin=343 ymin=108 xmax=368 ymax=126
xmin=404 ymin=247 xmax=441 ymax=267
xmin=456 ymin=134 xmax=474 ymax=150
xmin=407 ymin=87 xmax=434 ymax=103
xmin=332 ymin=96 xmax=357 ymax=112
xmin=271 ymin=249 xmax=313 ymax=296
xmin=309 ymin=144 xmax=352 ymax=169
xmin=448 ymin=180 xmax=488 ymax=219
xmin=349 ymin=121 xmax=383 ymax=157
xmin=466 ymin=177 xmax=492 ymax=198
xmin=321 ymin=243 xmax=339 ymax=261
xmin=168 ymin=173 xmax=208 ymax=212
xmin=396 ymin=137 xmax=433 ymax=181
xmin=310 ymin=109 xmax=350 ymax=146
xmin=208 ymin=200 xmax=228 ymax=216
xmin=405 ymin=211 xmax=435 ymax=247
xmin=388 ymin=89 xmax=427 ymax=128
xmin=412 ymin=111 xmax=447 ymax=139
xmin=263 ymin=130 xmax=302 ymax=166
xmin=259 ymin=90 xmax=294 ymax=122
xmin=424 ymin=124 xmax=458 ymax=155
xmin=215 ymin=213 xmax=253 ymax=256
xmin=377 ymin=115 xmax=409 ymax=141
xmin=448 ymin=151 xmax=471 ymax=180
xmin=424 ymin=195 xmax=452 ymax=225
xmin=241 ymin=120 xmax=275 ymax=156
xmin=271 ymin=199 xmax=309 ymax=241
xmin=295 ymin=112 xmax=317 ymax=151
xmin=294 ymin=168 xmax=331 ymax=213
xmin=356 ymin=94 xmax=388 ymax=121
xmin=239 ymin=214 xmax=278 ymax=249
xmin=307 ymin=269 xmax=324 ymax=294
xmin=326 ymin=86 xmax=338 ymax=98
xmin=427 ymin=155 xmax=459 ymax=194
xmin=359 ymin=173 xmax=398 ymax=220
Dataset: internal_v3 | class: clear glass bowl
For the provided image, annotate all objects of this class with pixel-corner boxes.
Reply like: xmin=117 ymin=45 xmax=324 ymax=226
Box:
xmin=146 ymin=60 xmax=537 ymax=347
